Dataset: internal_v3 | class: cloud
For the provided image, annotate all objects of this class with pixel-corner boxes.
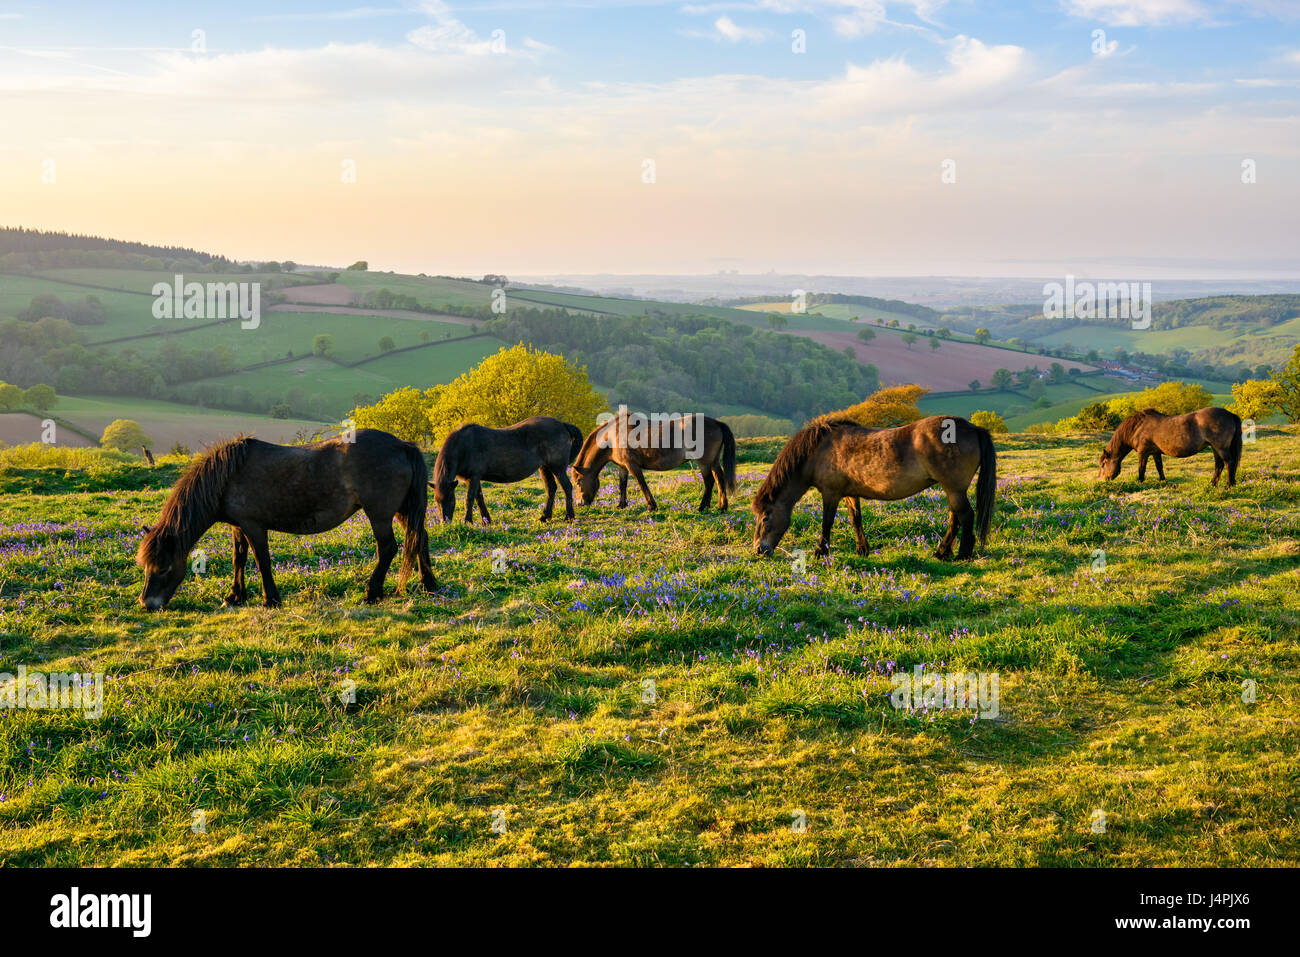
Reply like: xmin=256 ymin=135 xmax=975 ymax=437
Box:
xmin=1061 ymin=0 xmax=1210 ymax=25
xmin=406 ymin=1 xmax=549 ymax=56
xmin=681 ymin=1 xmax=947 ymax=38
xmin=251 ymin=7 xmax=409 ymax=22
xmin=712 ymin=15 xmax=772 ymax=42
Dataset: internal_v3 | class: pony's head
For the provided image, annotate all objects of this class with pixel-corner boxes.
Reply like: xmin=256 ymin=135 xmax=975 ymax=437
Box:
xmin=571 ymin=463 xmax=601 ymax=505
xmin=135 ymin=525 xmax=189 ymax=611
xmin=433 ymin=477 xmax=458 ymax=522
xmin=751 ymin=496 xmax=792 ymax=556
xmin=1097 ymin=445 xmax=1124 ymax=481
xmin=135 ymin=436 xmax=249 ymax=610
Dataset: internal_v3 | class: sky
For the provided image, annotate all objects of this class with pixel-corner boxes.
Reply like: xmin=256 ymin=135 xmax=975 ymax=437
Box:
xmin=1 ymin=0 xmax=1298 ymax=278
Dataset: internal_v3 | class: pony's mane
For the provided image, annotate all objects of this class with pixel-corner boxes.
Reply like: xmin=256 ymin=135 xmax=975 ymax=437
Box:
xmin=753 ymin=417 xmax=857 ymax=510
xmin=573 ymin=417 xmax=614 ymax=469
xmin=136 ymin=436 xmax=252 ymax=569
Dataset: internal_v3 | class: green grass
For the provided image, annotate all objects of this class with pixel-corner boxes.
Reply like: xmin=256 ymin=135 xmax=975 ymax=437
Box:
xmin=31 ymin=268 xmax=319 ymax=295
xmin=0 ymin=430 xmax=1296 ymax=866
xmin=1030 ymin=316 xmax=1300 ymax=368
xmin=919 ymin=378 xmax=1119 ymax=422
xmin=100 ymin=310 xmax=469 ymax=366
xmin=168 ymin=337 xmax=507 ymax=412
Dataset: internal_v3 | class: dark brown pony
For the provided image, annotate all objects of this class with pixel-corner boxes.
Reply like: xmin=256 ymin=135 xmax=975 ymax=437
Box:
xmin=752 ymin=415 xmax=996 ymax=559
xmin=136 ymin=429 xmax=435 ymax=610
xmin=571 ymin=410 xmax=737 ymax=511
xmin=432 ymin=416 xmax=582 ymax=524
xmin=1099 ymin=407 xmax=1242 ymax=486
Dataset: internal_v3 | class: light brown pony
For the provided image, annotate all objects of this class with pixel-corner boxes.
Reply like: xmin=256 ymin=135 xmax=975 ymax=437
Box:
xmin=1098 ymin=407 xmax=1242 ymax=486
xmin=752 ymin=415 xmax=996 ymax=560
xmin=571 ymin=410 xmax=737 ymax=511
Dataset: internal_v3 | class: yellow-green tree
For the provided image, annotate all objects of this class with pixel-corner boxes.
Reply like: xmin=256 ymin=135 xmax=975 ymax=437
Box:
xmin=824 ymin=384 xmax=930 ymax=428
xmin=969 ymin=410 xmax=1008 ymax=434
xmin=347 ymin=386 xmax=434 ymax=444
xmin=426 ymin=344 xmax=606 ymax=443
xmin=1269 ymin=344 xmax=1300 ymax=423
xmin=1106 ymin=381 xmax=1212 ymax=419
xmin=1229 ymin=378 xmax=1282 ymax=422
xmin=101 ymin=419 xmax=153 ymax=453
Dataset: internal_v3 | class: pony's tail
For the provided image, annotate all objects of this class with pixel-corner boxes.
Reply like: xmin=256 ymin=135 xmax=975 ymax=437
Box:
xmin=719 ymin=421 xmax=737 ymax=493
xmin=566 ymin=423 xmax=583 ymax=464
xmin=1228 ymin=412 xmax=1244 ymax=471
xmin=398 ymin=444 xmax=430 ymax=589
xmin=975 ymin=426 xmax=997 ymax=547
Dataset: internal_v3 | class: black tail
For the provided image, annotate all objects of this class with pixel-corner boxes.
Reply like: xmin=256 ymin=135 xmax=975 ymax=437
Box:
xmin=975 ymin=426 xmax=996 ymax=546
xmin=718 ymin=420 xmax=737 ymax=493
xmin=565 ymin=422 xmax=583 ymax=464
xmin=1227 ymin=412 xmax=1243 ymax=471
xmin=398 ymin=444 xmax=430 ymax=589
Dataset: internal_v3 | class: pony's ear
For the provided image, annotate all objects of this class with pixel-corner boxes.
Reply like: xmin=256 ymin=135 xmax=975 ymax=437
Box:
xmin=571 ymin=464 xmax=586 ymax=475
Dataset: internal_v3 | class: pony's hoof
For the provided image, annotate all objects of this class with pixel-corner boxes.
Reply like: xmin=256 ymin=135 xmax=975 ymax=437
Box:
xmin=264 ymin=598 xmax=283 ymax=609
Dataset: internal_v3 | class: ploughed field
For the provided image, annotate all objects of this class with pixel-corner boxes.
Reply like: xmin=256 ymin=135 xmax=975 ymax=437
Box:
xmin=0 ymin=431 xmax=1296 ymax=865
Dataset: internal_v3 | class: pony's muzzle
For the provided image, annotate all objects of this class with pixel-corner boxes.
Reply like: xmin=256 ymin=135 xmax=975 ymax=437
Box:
xmin=755 ymin=542 xmax=774 ymax=557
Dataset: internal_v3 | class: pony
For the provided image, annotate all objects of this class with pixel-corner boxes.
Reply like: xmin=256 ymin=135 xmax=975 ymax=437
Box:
xmin=136 ymin=429 xmax=435 ymax=610
xmin=752 ymin=415 xmax=996 ymax=560
xmin=1098 ymin=407 xmax=1242 ymax=486
xmin=571 ymin=411 xmax=737 ymax=511
xmin=431 ymin=416 xmax=582 ymax=524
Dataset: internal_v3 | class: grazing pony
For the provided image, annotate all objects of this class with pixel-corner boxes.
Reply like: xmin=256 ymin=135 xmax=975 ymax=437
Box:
xmin=571 ymin=411 xmax=737 ymax=511
xmin=752 ymin=415 xmax=996 ymax=560
xmin=1098 ymin=407 xmax=1242 ymax=487
xmin=432 ymin=416 xmax=582 ymax=524
xmin=136 ymin=429 xmax=435 ymax=610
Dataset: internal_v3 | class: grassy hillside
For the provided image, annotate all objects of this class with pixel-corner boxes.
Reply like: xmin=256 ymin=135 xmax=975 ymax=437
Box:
xmin=0 ymin=431 xmax=1295 ymax=865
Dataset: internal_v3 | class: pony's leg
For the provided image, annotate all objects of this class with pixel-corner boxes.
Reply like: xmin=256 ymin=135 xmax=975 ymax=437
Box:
xmin=394 ymin=513 xmax=438 ymax=592
xmin=539 ymin=468 xmax=558 ymax=521
xmin=477 ymin=487 xmax=492 ymax=525
xmin=1137 ymin=451 xmax=1149 ymax=482
xmin=1211 ymin=452 xmax=1224 ymax=487
xmin=465 ymin=479 xmax=483 ymax=524
xmin=627 ymin=463 xmax=657 ymax=510
xmin=952 ymin=491 xmax=976 ymax=560
xmin=242 ymin=525 xmax=281 ymax=608
xmin=1227 ymin=446 xmax=1240 ymax=487
xmin=815 ymin=494 xmax=841 ymax=557
xmin=935 ymin=507 xmax=958 ymax=560
xmin=617 ymin=468 xmax=630 ymax=508
xmin=224 ymin=526 xmax=249 ymax=606
xmin=846 ymin=497 xmax=868 ymax=555
xmin=1153 ymin=452 xmax=1166 ymax=481
xmin=364 ymin=512 xmax=399 ymax=604
xmin=555 ymin=465 xmax=576 ymax=520
xmin=698 ymin=464 xmax=715 ymax=512
xmin=713 ymin=465 xmax=730 ymax=511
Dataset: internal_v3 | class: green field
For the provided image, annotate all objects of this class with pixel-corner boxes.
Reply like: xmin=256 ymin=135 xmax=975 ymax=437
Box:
xmin=336 ymin=271 xmax=497 ymax=310
xmin=102 ymin=311 xmax=470 ymax=366
xmin=1030 ymin=316 xmax=1300 ymax=368
xmin=28 ymin=395 xmax=329 ymax=448
xmin=169 ymin=337 xmax=507 ymax=413
xmin=918 ymin=377 xmax=1119 ymax=421
xmin=32 ymin=268 xmax=318 ymax=296
xmin=0 ymin=430 xmax=1296 ymax=866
